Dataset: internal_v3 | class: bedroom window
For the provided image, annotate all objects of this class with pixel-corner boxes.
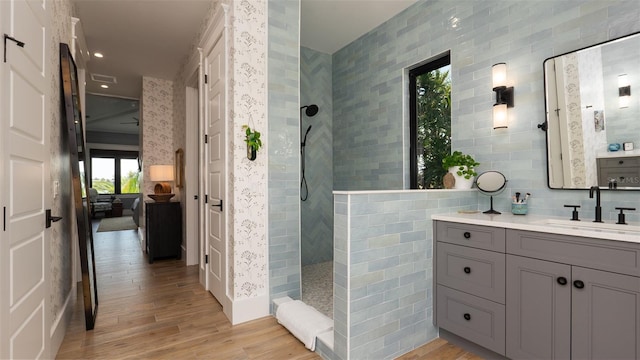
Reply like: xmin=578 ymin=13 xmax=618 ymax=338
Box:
xmin=409 ymin=53 xmax=451 ymax=189
xmin=90 ymin=150 xmax=140 ymax=194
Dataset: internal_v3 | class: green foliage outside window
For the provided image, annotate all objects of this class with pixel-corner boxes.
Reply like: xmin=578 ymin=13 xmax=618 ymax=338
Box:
xmin=416 ymin=68 xmax=451 ymax=188
xmin=121 ymin=171 xmax=140 ymax=194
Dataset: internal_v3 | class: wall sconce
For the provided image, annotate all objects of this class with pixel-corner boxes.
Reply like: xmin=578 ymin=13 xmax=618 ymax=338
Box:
xmin=149 ymin=164 xmax=175 ymax=202
xmin=492 ymin=63 xmax=514 ymax=129
xmin=619 ymin=74 xmax=631 ymax=108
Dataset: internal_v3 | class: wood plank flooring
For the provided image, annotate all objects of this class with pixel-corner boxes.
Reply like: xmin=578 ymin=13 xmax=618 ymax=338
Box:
xmin=56 ymin=219 xmax=479 ymax=360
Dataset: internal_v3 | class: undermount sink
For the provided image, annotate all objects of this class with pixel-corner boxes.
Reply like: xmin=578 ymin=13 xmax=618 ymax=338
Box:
xmin=534 ymin=218 xmax=640 ymax=235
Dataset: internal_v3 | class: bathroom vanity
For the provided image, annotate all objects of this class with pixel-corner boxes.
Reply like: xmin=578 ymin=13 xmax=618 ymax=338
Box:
xmin=432 ymin=213 xmax=640 ymax=360
xmin=596 ymin=152 xmax=640 ymax=188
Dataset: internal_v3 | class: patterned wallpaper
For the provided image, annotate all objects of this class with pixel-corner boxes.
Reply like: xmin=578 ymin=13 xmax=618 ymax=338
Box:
xmin=49 ymin=0 xmax=74 ymax=330
xmin=141 ymin=77 xmax=175 ymax=204
xmin=228 ymin=0 xmax=268 ymax=300
xmin=172 ymin=0 xmax=268 ymax=302
xmin=561 ymin=53 xmax=587 ymax=187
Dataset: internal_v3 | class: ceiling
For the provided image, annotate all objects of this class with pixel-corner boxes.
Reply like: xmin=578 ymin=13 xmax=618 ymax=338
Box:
xmin=74 ymin=0 xmax=417 ymax=134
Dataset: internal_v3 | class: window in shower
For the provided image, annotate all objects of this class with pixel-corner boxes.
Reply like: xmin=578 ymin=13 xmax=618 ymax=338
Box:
xmin=409 ymin=53 xmax=451 ymax=189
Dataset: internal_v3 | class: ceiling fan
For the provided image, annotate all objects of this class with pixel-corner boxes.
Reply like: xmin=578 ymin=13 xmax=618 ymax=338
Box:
xmin=120 ymin=117 xmax=139 ymax=126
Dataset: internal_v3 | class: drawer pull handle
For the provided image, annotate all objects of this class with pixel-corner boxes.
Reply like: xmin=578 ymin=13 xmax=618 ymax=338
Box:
xmin=463 ymin=313 xmax=471 ymax=321
xmin=557 ymin=276 xmax=567 ymax=285
xmin=463 ymin=232 xmax=471 ymax=239
xmin=619 ymin=160 xmax=624 ymax=165
xmin=573 ymin=280 xmax=585 ymax=289
xmin=463 ymin=267 xmax=471 ymax=274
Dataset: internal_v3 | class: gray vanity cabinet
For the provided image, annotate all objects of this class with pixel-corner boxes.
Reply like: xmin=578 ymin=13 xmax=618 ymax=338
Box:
xmin=434 ymin=221 xmax=507 ymax=355
xmin=505 ymin=255 xmax=571 ymax=359
xmin=435 ymin=220 xmax=640 ymax=360
xmin=571 ymin=266 xmax=640 ymax=360
xmin=506 ymin=256 xmax=640 ymax=360
xmin=506 ymin=229 xmax=640 ymax=360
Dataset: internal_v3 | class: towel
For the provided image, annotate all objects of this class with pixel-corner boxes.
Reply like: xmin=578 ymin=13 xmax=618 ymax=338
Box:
xmin=275 ymin=299 xmax=333 ymax=351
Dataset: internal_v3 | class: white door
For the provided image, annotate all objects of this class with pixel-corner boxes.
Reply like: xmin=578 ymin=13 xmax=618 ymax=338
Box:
xmin=0 ymin=0 xmax=50 ymax=358
xmin=205 ymin=33 xmax=226 ymax=305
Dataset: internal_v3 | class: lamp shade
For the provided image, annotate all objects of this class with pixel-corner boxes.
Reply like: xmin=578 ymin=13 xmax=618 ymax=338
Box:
xmin=492 ymin=63 xmax=507 ymax=89
xmin=150 ymin=165 xmax=174 ymax=181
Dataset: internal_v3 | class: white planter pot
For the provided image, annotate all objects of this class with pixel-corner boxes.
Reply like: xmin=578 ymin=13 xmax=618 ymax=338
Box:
xmin=448 ymin=166 xmax=475 ymax=189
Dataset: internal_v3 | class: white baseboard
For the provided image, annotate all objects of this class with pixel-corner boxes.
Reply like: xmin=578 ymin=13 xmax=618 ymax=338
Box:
xmin=227 ymin=293 xmax=270 ymax=325
xmin=138 ymin=227 xmax=145 ymax=251
xmin=49 ymin=283 xmax=77 ymax=358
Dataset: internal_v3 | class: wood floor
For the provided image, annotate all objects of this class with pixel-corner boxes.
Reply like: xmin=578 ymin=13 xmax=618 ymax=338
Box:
xmin=56 ymin=219 xmax=479 ymax=360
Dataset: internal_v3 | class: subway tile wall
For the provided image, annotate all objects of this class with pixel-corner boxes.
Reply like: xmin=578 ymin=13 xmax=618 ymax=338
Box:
xmin=332 ymin=0 xmax=640 ymax=222
xmin=301 ymin=47 xmax=334 ymax=266
xmin=334 ymin=190 xmax=478 ymax=359
xmin=268 ymin=0 xmax=302 ymax=308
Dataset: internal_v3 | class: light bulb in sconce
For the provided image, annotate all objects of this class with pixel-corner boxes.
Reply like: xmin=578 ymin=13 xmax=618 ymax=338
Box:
xmin=492 ymin=63 xmax=507 ymax=89
xmin=619 ymin=74 xmax=631 ymax=108
xmin=493 ymin=104 xmax=508 ymax=129
xmin=492 ymin=63 xmax=514 ymax=129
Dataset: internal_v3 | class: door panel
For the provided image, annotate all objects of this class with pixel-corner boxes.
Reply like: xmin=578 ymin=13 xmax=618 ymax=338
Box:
xmin=572 ymin=266 xmax=640 ymax=360
xmin=506 ymin=255 xmax=571 ymax=360
xmin=205 ymin=32 xmax=225 ymax=305
xmin=1 ymin=0 xmax=49 ymax=358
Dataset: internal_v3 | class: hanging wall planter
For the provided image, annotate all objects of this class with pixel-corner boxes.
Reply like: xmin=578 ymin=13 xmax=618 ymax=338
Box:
xmin=247 ymin=145 xmax=257 ymax=161
xmin=242 ymin=125 xmax=262 ymax=161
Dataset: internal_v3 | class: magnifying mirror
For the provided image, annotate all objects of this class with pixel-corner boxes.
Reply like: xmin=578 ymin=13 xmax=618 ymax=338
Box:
xmin=475 ymin=171 xmax=508 ymax=214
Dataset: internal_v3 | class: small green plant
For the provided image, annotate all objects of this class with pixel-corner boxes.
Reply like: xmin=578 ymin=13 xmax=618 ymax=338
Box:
xmin=242 ymin=125 xmax=262 ymax=151
xmin=442 ymin=151 xmax=479 ymax=179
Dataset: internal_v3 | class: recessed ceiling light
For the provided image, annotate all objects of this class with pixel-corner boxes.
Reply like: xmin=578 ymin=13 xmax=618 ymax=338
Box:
xmin=94 ymin=52 xmax=104 ymax=58
xmin=100 ymin=84 xmax=109 ymax=89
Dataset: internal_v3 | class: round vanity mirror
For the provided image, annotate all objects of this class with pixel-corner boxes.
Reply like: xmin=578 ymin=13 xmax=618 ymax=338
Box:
xmin=475 ymin=171 xmax=507 ymax=214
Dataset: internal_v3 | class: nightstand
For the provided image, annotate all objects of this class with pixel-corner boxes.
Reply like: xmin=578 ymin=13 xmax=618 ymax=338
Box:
xmin=145 ymin=201 xmax=181 ymax=263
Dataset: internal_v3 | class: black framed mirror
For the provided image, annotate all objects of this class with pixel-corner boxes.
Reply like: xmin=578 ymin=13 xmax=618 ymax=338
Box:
xmin=60 ymin=43 xmax=98 ymax=330
xmin=542 ymin=32 xmax=640 ymax=190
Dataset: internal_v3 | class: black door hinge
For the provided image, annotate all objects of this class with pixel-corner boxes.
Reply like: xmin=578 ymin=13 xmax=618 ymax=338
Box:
xmin=3 ymin=206 xmax=6 ymax=231
xmin=205 ymin=74 xmax=208 ymax=84
xmin=205 ymin=254 xmax=209 ymax=264
xmin=204 ymin=134 xmax=208 ymax=143
xmin=194 ymin=195 xmax=198 ymax=200
xmin=205 ymin=194 xmax=208 ymax=203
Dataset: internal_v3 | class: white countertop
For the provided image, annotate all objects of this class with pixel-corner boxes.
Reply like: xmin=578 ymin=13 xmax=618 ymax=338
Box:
xmin=597 ymin=149 xmax=640 ymax=159
xmin=432 ymin=212 xmax=640 ymax=243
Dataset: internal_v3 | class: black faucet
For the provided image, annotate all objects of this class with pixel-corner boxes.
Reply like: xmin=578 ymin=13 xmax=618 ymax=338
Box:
xmin=589 ymin=186 xmax=602 ymax=223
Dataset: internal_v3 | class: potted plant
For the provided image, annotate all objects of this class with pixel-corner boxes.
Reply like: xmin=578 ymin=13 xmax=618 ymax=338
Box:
xmin=242 ymin=125 xmax=262 ymax=161
xmin=442 ymin=151 xmax=480 ymax=189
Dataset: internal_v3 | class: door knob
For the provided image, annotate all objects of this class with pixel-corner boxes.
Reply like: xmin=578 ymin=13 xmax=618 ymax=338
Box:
xmin=45 ymin=209 xmax=62 ymax=228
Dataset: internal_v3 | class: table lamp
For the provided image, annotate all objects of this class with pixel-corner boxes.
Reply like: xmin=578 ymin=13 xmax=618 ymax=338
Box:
xmin=148 ymin=164 xmax=175 ymax=202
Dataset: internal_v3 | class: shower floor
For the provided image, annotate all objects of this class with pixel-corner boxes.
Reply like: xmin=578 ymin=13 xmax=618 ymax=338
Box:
xmin=302 ymin=261 xmax=333 ymax=319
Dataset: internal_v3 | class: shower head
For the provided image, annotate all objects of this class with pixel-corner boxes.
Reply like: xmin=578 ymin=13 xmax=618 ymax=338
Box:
xmin=300 ymin=104 xmax=319 ymax=117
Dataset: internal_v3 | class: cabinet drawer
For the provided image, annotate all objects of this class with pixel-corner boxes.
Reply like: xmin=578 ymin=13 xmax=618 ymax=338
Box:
xmin=437 ymin=242 xmax=505 ymax=303
xmin=437 ymin=285 xmax=506 ymax=356
xmin=598 ymin=168 xmax=640 ymax=187
xmin=598 ymin=156 xmax=640 ymax=168
xmin=435 ymin=221 xmax=506 ymax=252
xmin=506 ymin=229 xmax=640 ymax=276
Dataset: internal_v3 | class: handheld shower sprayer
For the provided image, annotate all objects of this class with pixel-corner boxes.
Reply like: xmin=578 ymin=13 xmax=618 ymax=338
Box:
xmin=300 ymin=104 xmax=318 ymax=201
xmin=302 ymin=125 xmax=312 ymax=147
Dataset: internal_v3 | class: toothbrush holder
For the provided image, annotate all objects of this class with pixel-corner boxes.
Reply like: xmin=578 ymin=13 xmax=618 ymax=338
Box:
xmin=511 ymin=203 xmax=528 ymax=215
